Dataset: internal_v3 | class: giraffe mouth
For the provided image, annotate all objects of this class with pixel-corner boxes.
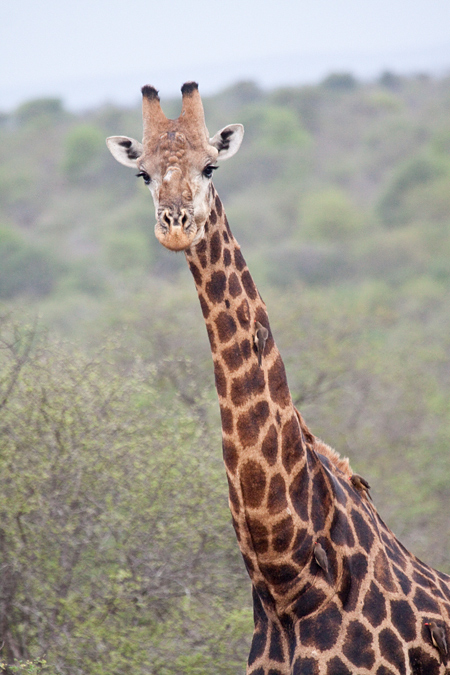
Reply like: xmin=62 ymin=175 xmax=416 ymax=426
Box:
xmin=155 ymin=208 xmax=198 ymax=251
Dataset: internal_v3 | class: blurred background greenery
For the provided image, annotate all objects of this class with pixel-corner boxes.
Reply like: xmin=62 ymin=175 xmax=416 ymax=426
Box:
xmin=1 ymin=71 xmax=450 ymax=673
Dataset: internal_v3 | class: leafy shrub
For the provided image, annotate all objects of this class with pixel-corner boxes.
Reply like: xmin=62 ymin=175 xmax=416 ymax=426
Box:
xmin=15 ymin=98 xmax=65 ymax=126
xmin=378 ymin=71 xmax=403 ymax=91
xmin=104 ymin=230 xmax=152 ymax=272
xmin=270 ymin=85 xmax=324 ymax=133
xmin=377 ymin=154 xmax=448 ymax=226
xmin=0 ymin=320 xmax=250 ymax=674
xmin=240 ymin=104 xmax=311 ymax=149
xmin=0 ymin=224 xmax=62 ymax=298
xmin=298 ymin=187 xmax=364 ymax=241
xmin=258 ymin=240 xmax=352 ymax=286
xmin=62 ymin=124 xmax=106 ymax=181
xmin=321 ymin=72 xmax=358 ymax=91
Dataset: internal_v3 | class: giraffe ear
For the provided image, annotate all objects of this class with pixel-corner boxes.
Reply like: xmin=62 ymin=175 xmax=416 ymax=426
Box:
xmin=210 ymin=124 xmax=244 ymax=161
xmin=106 ymin=136 xmax=144 ymax=168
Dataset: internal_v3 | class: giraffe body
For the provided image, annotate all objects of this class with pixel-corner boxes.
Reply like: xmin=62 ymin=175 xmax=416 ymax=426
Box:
xmin=106 ymin=82 xmax=450 ymax=674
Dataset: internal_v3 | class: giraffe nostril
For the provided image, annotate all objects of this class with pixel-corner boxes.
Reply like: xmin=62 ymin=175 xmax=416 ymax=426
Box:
xmin=163 ymin=213 xmax=171 ymax=227
xmin=181 ymin=212 xmax=189 ymax=227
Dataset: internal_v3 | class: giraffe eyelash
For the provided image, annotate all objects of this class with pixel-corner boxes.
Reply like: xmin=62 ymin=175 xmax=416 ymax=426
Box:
xmin=136 ymin=171 xmax=151 ymax=185
xmin=202 ymin=165 xmax=219 ymax=179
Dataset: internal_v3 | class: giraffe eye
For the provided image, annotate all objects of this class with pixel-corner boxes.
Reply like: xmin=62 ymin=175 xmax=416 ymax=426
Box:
xmin=136 ymin=171 xmax=151 ymax=185
xmin=202 ymin=165 xmax=218 ymax=179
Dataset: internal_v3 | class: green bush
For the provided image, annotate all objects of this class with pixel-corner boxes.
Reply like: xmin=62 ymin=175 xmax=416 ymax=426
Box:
xmin=377 ymin=154 xmax=448 ymax=227
xmin=378 ymin=71 xmax=403 ymax=90
xmin=240 ymin=104 xmax=311 ymax=149
xmin=15 ymin=98 xmax=65 ymax=126
xmin=321 ymin=72 xmax=358 ymax=91
xmin=0 ymin=225 xmax=62 ymax=298
xmin=298 ymin=187 xmax=364 ymax=241
xmin=104 ymin=230 xmax=152 ymax=272
xmin=0 ymin=321 xmax=250 ymax=674
xmin=62 ymin=124 xmax=106 ymax=181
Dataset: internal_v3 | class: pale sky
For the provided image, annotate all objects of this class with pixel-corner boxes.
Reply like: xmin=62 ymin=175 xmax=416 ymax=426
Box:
xmin=1 ymin=0 xmax=450 ymax=110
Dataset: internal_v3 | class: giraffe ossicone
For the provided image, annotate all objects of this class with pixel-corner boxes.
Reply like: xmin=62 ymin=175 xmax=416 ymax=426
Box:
xmin=107 ymin=82 xmax=450 ymax=675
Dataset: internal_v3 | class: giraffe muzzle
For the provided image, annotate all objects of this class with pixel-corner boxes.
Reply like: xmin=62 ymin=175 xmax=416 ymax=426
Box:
xmin=155 ymin=206 xmax=196 ymax=251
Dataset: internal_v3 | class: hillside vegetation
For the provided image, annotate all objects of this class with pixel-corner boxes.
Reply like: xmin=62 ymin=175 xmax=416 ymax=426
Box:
xmin=1 ymin=72 xmax=450 ymax=673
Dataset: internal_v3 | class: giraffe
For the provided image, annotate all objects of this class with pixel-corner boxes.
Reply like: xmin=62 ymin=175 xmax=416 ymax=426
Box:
xmin=106 ymin=82 xmax=450 ymax=674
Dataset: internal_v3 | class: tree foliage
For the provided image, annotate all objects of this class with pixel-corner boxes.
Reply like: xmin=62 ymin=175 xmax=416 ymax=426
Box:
xmin=1 ymin=74 xmax=450 ymax=293
xmin=0 ymin=317 xmax=251 ymax=674
xmin=1 ymin=73 xmax=450 ymax=672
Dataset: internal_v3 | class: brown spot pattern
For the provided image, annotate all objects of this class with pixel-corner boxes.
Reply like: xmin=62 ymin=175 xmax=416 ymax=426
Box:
xmin=196 ymin=239 xmax=208 ymax=268
xmin=299 ymin=602 xmax=343 ymax=651
xmin=261 ymin=424 xmax=278 ymax=465
xmin=241 ymin=269 xmax=258 ymax=300
xmin=205 ymin=323 xmax=216 ymax=351
xmin=182 ymin=178 xmax=450 ymax=675
xmin=374 ymin=549 xmax=396 ymax=592
xmin=248 ymin=518 xmax=269 ymax=554
xmin=241 ymin=338 xmax=252 ymax=360
xmin=221 ymin=342 xmax=243 ymax=372
xmin=189 ymin=261 xmax=202 ymax=286
xmin=205 ymin=270 xmax=226 ymax=304
xmin=267 ymin=474 xmax=288 ymax=514
xmin=343 ymin=620 xmax=376 ymax=669
xmin=227 ymin=477 xmax=240 ymax=513
xmin=259 ymin=562 xmax=298 ymax=588
xmin=352 ymin=509 xmax=375 ymax=554
xmin=293 ymin=588 xmax=328 ymax=621
xmin=228 ymin=272 xmax=242 ymax=297
xmin=362 ymin=581 xmax=387 ymax=627
xmin=234 ymin=248 xmax=246 ymax=271
xmin=241 ymin=460 xmax=266 ymax=508
xmin=291 ymin=529 xmax=313 ymax=567
xmin=230 ymin=364 xmax=266 ymax=407
xmin=268 ymin=355 xmax=291 ymax=407
xmin=413 ymin=587 xmax=440 ymax=613
xmin=198 ymin=294 xmax=210 ymax=319
xmin=232 ymin=516 xmax=241 ymax=542
xmin=378 ymin=628 xmax=406 ymax=673
xmin=289 ymin=465 xmax=309 ymax=521
xmin=213 ymin=360 xmax=227 ymax=398
xmin=236 ymin=298 xmax=250 ymax=327
xmin=409 ymin=647 xmax=440 ymax=675
xmin=330 ymin=507 xmax=354 ymax=547
xmin=215 ymin=311 xmax=237 ymax=343
xmin=269 ymin=623 xmax=285 ymax=663
xmin=236 ymin=400 xmax=269 ymax=447
xmin=390 ymin=599 xmax=416 ymax=642
xmin=220 ymin=405 xmax=233 ymax=434
xmin=293 ymin=657 xmax=320 ymax=675
xmin=326 ymin=657 xmax=352 ymax=675
xmin=310 ymin=471 xmax=332 ymax=532
xmin=272 ymin=516 xmax=294 ymax=552
xmin=209 ymin=230 xmax=222 ymax=264
xmin=282 ymin=416 xmax=303 ymax=473
xmin=223 ymin=439 xmax=238 ymax=473
xmin=224 ymin=215 xmax=232 ymax=237
xmin=242 ymin=553 xmax=253 ymax=574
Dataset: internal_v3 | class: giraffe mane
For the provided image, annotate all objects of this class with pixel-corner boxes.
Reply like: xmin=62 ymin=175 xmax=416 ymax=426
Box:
xmin=294 ymin=407 xmax=353 ymax=478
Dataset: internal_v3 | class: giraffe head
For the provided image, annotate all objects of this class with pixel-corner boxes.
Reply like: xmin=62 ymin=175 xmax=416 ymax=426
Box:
xmin=106 ymin=82 xmax=244 ymax=251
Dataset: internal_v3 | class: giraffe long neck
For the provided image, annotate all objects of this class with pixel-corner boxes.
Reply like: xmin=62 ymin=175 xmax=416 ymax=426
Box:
xmin=185 ymin=192 xmax=334 ymax=610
